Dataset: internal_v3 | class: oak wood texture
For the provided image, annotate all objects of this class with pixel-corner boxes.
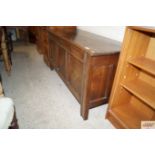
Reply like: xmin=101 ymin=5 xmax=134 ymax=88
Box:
xmin=128 ymin=26 xmax=155 ymax=33
xmin=109 ymin=100 xmax=152 ymax=128
xmin=122 ymin=79 xmax=155 ymax=109
xmin=106 ymin=26 xmax=155 ymax=128
xmin=36 ymin=26 xmax=120 ymax=120
xmin=128 ymin=57 xmax=155 ymax=76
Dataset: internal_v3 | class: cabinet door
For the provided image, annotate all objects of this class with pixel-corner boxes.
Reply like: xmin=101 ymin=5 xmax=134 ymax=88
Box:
xmin=57 ymin=45 xmax=67 ymax=79
xmin=67 ymin=54 xmax=83 ymax=101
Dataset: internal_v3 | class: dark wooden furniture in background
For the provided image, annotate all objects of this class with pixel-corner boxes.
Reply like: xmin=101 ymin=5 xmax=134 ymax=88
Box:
xmin=35 ymin=27 xmax=51 ymax=66
xmin=35 ymin=26 xmax=77 ymax=67
xmin=3 ymin=27 xmax=13 ymax=65
xmin=35 ymin=26 xmax=120 ymax=120
xmin=28 ymin=26 xmax=37 ymax=43
xmin=6 ymin=26 xmax=29 ymax=44
xmin=0 ymin=27 xmax=12 ymax=73
xmin=106 ymin=26 xmax=155 ymax=128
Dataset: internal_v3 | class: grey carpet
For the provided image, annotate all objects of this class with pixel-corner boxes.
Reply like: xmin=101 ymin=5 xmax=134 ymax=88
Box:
xmin=0 ymin=44 xmax=114 ymax=128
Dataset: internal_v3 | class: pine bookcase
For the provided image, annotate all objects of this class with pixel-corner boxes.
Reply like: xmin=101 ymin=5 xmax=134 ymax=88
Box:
xmin=106 ymin=26 xmax=155 ymax=129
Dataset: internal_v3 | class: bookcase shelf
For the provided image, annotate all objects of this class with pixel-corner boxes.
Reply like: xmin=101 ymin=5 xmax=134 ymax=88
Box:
xmin=122 ymin=79 xmax=155 ymax=109
xmin=128 ymin=56 xmax=155 ymax=76
xmin=106 ymin=26 xmax=155 ymax=129
xmin=110 ymin=102 xmax=150 ymax=128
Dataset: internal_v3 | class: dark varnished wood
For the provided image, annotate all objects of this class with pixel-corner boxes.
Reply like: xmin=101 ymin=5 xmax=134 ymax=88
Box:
xmin=57 ymin=45 xmax=67 ymax=79
xmin=47 ymin=28 xmax=120 ymax=56
xmin=68 ymin=54 xmax=84 ymax=100
xmin=35 ymin=27 xmax=51 ymax=67
xmin=35 ymin=26 xmax=120 ymax=120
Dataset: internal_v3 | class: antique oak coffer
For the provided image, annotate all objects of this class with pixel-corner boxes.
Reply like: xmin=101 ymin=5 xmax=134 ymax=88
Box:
xmin=36 ymin=27 xmax=120 ymax=120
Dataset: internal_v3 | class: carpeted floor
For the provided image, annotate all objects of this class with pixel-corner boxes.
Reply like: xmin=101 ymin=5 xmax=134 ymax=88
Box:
xmin=0 ymin=43 xmax=114 ymax=129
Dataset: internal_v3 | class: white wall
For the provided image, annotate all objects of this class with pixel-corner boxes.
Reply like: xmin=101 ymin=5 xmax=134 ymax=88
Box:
xmin=78 ymin=26 xmax=125 ymax=42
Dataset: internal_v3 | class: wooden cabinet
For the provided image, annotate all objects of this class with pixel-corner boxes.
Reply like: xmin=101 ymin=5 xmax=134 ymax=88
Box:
xmin=36 ymin=27 xmax=51 ymax=67
xmin=48 ymin=26 xmax=77 ymax=34
xmin=48 ymin=28 xmax=120 ymax=120
xmin=36 ymin=26 xmax=76 ymax=68
xmin=106 ymin=26 xmax=155 ymax=128
xmin=28 ymin=26 xmax=37 ymax=43
xmin=36 ymin=27 xmax=44 ymax=54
